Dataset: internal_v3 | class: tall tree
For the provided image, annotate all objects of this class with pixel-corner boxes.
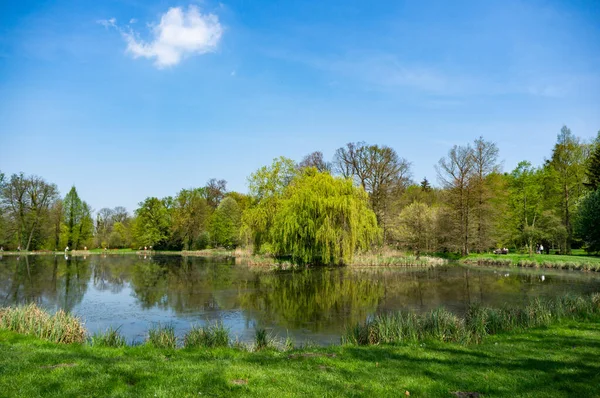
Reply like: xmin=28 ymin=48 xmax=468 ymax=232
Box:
xmin=547 ymin=126 xmax=587 ymax=253
xmin=172 ymin=188 xmax=209 ymax=250
xmin=63 ymin=186 xmax=83 ymax=249
xmin=133 ymin=197 xmax=171 ymax=249
xmin=394 ymin=202 xmax=439 ymax=257
xmin=298 ymin=151 xmax=331 ymax=173
xmin=585 ymin=131 xmax=600 ymax=191
xmin=204 ymin=179 xmax=227 ymax=210
xmin=333 ymin=142 xmax=411 ymax=242
xmin=272 ymin=168 xmax=380 ymax=265
xmin=437 ymin=144 xmax=475 ymax=255
xmin=242 ymin=156 xmax=297 ymax=252
xmin=471 ymin=137 xmax=501 ymax=252
xmin=209 ymin=196 xmax=242 ymax=248
xmin=574 ymin=188 xmax=600 ymax=254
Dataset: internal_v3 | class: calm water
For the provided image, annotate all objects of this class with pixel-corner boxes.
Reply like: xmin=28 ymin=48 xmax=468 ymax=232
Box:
xmin=1 ymin=254 xmax=599 ymax=345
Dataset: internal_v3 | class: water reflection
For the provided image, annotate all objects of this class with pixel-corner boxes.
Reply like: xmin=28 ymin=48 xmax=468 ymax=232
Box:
xmin=0 ymin=255 xmax=598 ymax=345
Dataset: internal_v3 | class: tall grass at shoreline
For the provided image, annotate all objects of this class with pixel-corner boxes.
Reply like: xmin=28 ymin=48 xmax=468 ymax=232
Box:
xmin=183 ymin=322 xmax=229 ymax=349
xmin=352 ymin=250 xmax=447 ymax=267
xmin=0 ymin=304 xmax=86 ymax=344
xmin=344 ymin=293 xmax=600 ymax=346
xmin=147 ymin=323 xmax=177 ymax=349
xmin=464 ymin=255 xmax=600 ymax=272
xmin=90 ymin=326 xmax=127 ymax=347
xmin=2 ymin=293 xmax=599 ymax=349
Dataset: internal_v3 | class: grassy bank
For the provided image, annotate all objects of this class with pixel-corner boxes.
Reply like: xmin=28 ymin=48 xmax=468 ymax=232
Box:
xmin=463 ymin=253 xmax=600 ymax=272
xmin=1 ymin=319 xmax=599 ymax=397
xmin=345 ymin=294 xmax=600 ymax=345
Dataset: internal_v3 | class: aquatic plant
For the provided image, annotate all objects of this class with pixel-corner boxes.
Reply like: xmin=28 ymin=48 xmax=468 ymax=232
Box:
xmin=183 ymin=322 xmax=230 ymax=349
xmin=0 ymin=303 xmax=86 ymax=344
xmin=343 ymin=293 xmax=600 ymax=346
xmin=90 ymin=326 xmax=126 ymax=347
xmin=147 ymin=323 xmax=177 ymax=349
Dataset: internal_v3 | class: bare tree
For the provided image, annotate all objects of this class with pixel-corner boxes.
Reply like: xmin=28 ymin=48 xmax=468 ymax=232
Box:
xmin=333 ymin=142 xmax=412 ymax=242
xmin=437 ymin=145 xmax=475 ymax=255
xmin=298 ymin=151 xmax=331 ymax=173
xmin=472 ymin=137 xmax=501 ymax=252
xmin=204 ymin=178 xmax=227 ymax=210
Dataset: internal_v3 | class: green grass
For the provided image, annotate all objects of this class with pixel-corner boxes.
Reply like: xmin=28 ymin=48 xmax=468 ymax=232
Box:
xmin=147 ymin=323 xmax=177 ymax=349
xmin=1 ymin=320 xmax=600 ymax=397
xmin=464 ymin=252 xmax=600 ymax=271
xmin=344 ymin=294 xmax=600 ymax=346
xmin=0 ymin=304 xmax=86 ymax=344
xmin=184 ymin=322 xmax=230 ymax=349
xmin=90 ymin=326 xmax=127 ymax=348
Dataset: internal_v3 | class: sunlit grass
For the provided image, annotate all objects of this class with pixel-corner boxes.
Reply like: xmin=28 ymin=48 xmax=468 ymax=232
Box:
xmin=344 ymin=293 xmax=600 ymax=346
xmin=0 ymin=304 xmax=86 ymax=344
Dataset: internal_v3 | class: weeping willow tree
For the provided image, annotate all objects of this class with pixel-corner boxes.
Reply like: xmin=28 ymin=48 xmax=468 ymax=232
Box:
xmin=272 ymin=168 xmax=380 ymax=265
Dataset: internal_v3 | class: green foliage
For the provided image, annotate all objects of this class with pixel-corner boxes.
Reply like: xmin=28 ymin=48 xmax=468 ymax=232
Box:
xmin=393 ymin=202 xmax=439 ymax=255
xmin=172 ymin=188 xmax=209 ymax=250
xmin=585 ymin=131 xmax=600 ymax=190
xmin=271 ymin=168 xmax=380 ymax=265
xmin=242 ymin=157 xmax=297 ymax=252
xmin=62 ymin=186 xmax=93 ymax=250
xmin=209 ymin=197 xmax=241 ymax=248
xmin=133 ymin=197 xmax=171 ymax=249
xmin=574 ymin=189 xmax=600 ymax=253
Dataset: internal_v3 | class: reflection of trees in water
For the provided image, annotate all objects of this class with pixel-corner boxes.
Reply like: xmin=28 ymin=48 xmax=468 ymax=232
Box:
xmin=237 ymin=269 xmax=385 ymax=332
xmin=91 ymin=257 xmax=129 ymax=294
xmin=0 ymin=255 xmax=90 ymax=311
xmin=128 ymin=257 xmax=242 ymax=312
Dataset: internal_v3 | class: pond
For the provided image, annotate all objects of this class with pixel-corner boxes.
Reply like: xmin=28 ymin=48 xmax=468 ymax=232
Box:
xmin=1 ymin=254 xmax=599 ymax=345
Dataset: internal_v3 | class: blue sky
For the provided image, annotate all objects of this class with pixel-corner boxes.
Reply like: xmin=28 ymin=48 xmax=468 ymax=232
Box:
xmin=1 ymin=0 xmax=599 ymax=214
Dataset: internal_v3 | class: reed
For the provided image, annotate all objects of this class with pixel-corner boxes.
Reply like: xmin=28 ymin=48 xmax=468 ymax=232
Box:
xmin=147 ymin=323 xmax=177 ymax=349
xmin=254 ymin=328 xmax=273 ymax=351
xmin=0 ymin=303 xmax=86 ymax=344
xmin=90 ymin=326 xmax=126 ymax=347
xmin=344 ymin=293 xmax=600 ymax=346
xmin=183 ymin=322 xmax=230 ymax=349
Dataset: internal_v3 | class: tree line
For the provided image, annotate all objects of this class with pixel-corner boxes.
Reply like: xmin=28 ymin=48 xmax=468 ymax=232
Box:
xmin=1 ymin=125 xmax=599 ymax=263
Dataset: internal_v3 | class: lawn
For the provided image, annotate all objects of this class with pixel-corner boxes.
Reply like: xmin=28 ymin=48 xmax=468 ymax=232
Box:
xmin=1 ymin=319 xmax=599 ymax=397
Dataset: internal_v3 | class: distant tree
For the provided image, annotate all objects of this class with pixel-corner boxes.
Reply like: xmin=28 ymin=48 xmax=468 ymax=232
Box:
xmin=133 ymin=197 xmax=171 ymax=249
xmin=420 ymin=177 xmax=432 ymax=192
xmin=209 ymin=197 xmax=242 ymax=248
xmin=298 ymin=151 xmax=331 ymax=173
xmin=172 ymin=188 xmax=209 ymax=250
xmin=505 ymin=161 xmax=544 ymax=254
xmin=242 ymin=156 xmax=297 ymax=252
xmin=584 ymin=131 xmax=600 ymax=191
xmin=437 ymin=144 xmax=475 ymax=255
xmin=394 ymin=202 xmax=439 ymax=257
xmin=204 ymin=179 xmax=227 ymax=210
xmin=333 ymin=142 xmax=411 ymax=242
xmin=546 ymin=126 xmax=587 ymax=253
xmin=272 ymin=168 xmax=380 ymax=265
xmin=1 ymin=173 xmax=59 ymax=250
xmin=574 ymin=189 xmax=600 ymax=253
xmin=96 ymin=207 xmax=115 ymax=247
xmin=471 ymin=137 xmax=501 ymax=252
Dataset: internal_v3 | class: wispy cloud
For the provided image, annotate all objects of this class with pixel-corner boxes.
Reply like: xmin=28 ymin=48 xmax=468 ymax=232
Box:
xmin=100 ymin=5 xmax=223 ymax=68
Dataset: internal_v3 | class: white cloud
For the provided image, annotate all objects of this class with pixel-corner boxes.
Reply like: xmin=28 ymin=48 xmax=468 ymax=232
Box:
xmin=104 ymin=5 xmax=223 ymax=68
xmin=98 ymin=18 xmax=116 ymax=29
xmin=129 ymin=18 xmax=137 ymax=24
